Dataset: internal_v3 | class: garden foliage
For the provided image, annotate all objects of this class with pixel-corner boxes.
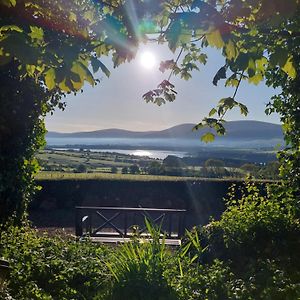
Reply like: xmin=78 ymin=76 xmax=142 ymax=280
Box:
xmin=1 ymin=185 xmax=300 ymax=300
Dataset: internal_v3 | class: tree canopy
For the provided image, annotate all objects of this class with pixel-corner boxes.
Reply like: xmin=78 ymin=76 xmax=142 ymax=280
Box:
xmin=0 ymin=0 xmax=299 ymax=224
xmin=1 ymin=0 xmax=299 ymax=138
xmin=0 ymin=1 xmax=298 ymax=89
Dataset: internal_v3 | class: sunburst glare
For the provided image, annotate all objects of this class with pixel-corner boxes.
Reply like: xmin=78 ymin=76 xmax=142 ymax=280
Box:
xmin=140 ymin=51 xmax=156 ymax=69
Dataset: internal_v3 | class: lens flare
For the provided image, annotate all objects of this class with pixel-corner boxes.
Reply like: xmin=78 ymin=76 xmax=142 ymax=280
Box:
xmin=140 ymin=51 xmax=156 ymax=69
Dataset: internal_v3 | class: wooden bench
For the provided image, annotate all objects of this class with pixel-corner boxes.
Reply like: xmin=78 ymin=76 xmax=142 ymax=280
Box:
xmin=75 ymin=206 xmax=187 ymax=246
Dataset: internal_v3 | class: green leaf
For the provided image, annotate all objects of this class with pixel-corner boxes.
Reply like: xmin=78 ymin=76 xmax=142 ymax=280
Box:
xmin=91 ymin=57 xmax=110 ymax=77
xmin=154 ymin=97 xmax=166 ymax=106
xmin=94 ymin=43 xmax=110 ymax=56
xmin=112 ymin=52 xmax=126 ymax=68
xmin=206 ymin=30 xmax=224 ymax=49
xmin=282 ymin=56 xmax=296 ymax=79
xmin=0 ymin=0 xmax=16 ymax=7
xmin=58 ymin=78 xmax=71 ymax=92
xmin=219 ymin=97 xmax=236 ymax=108
xmin=256 ymin=57 xmax=268 ymax=73
xmin=270 ymin=48 xmax=288 ymax=68
xmin=198 ymin=53 xmax=207 ymax=64
xmin=247 ymin=58 xmax=256 ymax=78
xmin=99 ymin=61 xmax=110 ymax=77
xmin=235 ymin=53 xmax=250 ymax=71
xmin=26 ymin=64 xmax=36 ymax=76
xmin=0 ymin=25 xmax=23 ymax=33
xmin=213 ymin=66 xmax=226 ymax=86
xmin=180 ymin=70 xmax=192 ymax=80
xmin=0 ymin=32 xmax=39 ymax=64
xmin=44 ymin=68 xmax=56 ymax=90
xmin=238 ymin=103 xmax=249 ymax=116
xmin=248 ymin=73 xmax=263 ymax=85
xmin=71 ymin=61 xmax=95 ymax=86
xmin=71 ymin=79 xmax=84 ymax=90
xmin=208 ymin=108 xmax=217 ymax=117
xmin=70 ymin=72 xmax=81 ymax=83
xmin=193 ymin=122 xmax=204 ymax=131
xmin=29 ymin=26 xmax=44 ymax=40
xmin=83 ymin=10 xmax=94 ymax=22
xmin=201 ymin=132 xmax=215 ymax=143
xmin=69 ymin=12 xmax=77 ymax=22
xmin=225 ymin=39 xmax=237 ymax=60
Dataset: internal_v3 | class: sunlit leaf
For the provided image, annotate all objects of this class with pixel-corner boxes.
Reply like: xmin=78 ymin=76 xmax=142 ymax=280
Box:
xmin=69 ymin=12 xmax=77 ymax=22
xmin=248 ymin=73 xmax=263 ymax=85
xmin=83 ymin=10 xmax=94 ymax=22
xmin=256 ymin=57 xmax=268 ymax=73
xmin=206 ymin=29 xmax=224 ymax=49
xmin=58 ymin=79 xmax=71 ymax=92
xmin=0 ymin=25 xmax=23 ymax=33
xmin=238 ymin=103 xmax=249 ymax=116
xmin=44 ymin=68 xmax=56 ymax=90
xmin=209 ymin=108 xmax=217 ymax=117
xmin=71 ymin=61 xmax=95 ymax=86
xmin=29 ymin=26 xmax=44 ymax=41
xmin=201 ymin=132 xmax=215 ymax=143
xmin=225 ymin=40 xmax=237 ymax=60
xmin=71 ymin=79 xmax=84 ymax=90
xmin=282 ymin=56 xmax=296 ymax=79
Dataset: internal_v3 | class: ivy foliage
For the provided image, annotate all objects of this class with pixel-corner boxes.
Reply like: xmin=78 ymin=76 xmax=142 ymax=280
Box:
xmin=0 ymin=62 xmax=63 ymax=225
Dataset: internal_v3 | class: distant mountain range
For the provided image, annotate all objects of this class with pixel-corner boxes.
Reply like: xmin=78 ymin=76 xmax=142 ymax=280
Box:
xmin=47 ymin=120 xmax=283 ymax=141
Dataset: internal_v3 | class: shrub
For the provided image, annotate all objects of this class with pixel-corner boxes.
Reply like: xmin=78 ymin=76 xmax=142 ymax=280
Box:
xmin=75 ymin=164 xmax=87 ymax=173
xmin=182 ymin=179 xmax=300 ymax=299
xmin=110 ymin=166 xmax=118 ymax=174
xmin=0 ymin=226 xmax=109 ymax=299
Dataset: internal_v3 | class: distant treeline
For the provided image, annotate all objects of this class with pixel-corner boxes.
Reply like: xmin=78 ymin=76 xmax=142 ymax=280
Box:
xmin=182 ymin=150 xmax=277 ymax=166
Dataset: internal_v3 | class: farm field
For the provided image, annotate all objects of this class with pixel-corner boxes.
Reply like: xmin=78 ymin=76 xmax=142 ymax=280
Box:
xmin=36 ymin=149 xmax=280 ymax=180
xmin=36 ymin=171 xmax=207 ymax=181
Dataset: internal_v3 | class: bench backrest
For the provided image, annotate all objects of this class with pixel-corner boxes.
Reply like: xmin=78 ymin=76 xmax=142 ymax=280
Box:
xmin=75 ymin=206 xmax=187 ymax=239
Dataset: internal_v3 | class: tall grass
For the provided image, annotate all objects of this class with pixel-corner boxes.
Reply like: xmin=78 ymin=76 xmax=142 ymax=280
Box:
xmin=97 ymin=219 xmax=178 ymax=300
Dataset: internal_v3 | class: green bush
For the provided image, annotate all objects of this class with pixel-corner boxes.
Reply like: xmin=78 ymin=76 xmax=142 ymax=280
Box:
xmin=2 ymin=182 xmax=300 ymax=300
xmin=0 ymin=227 xmax=109 ymax=299
xmin=181 ymin=180 xmax=300 ymax=299
xmin=202 ymin=181 xmax=300 ymax=265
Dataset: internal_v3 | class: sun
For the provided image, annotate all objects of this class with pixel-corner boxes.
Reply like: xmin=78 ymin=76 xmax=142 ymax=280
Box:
xmin=140 ymin=51 xmax=156 ymax=69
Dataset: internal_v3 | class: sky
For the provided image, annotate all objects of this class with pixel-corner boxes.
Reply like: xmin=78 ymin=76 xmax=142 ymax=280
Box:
xmin=45 ymin=43 xmax=280 ymax=133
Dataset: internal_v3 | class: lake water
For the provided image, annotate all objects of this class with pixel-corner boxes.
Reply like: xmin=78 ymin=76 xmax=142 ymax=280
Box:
xmin=46 ymin=136 xmax=282 ymax=160
xmin=52 ymin=148 xmax=187 ymax=159
xmin=46 ymin=137 xmax=199 ymax=159
xmin=46 ymin=137 xmax=191 ymax=159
